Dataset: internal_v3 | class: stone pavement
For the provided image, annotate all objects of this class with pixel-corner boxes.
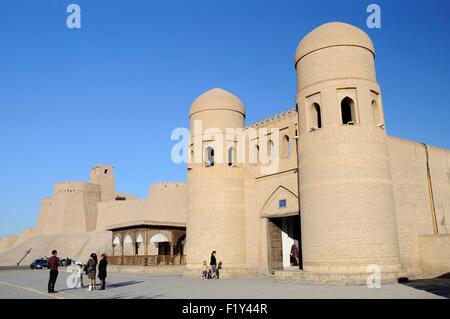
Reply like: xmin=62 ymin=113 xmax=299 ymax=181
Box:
xmin=0 ymin=269 xmax=445 ymax=299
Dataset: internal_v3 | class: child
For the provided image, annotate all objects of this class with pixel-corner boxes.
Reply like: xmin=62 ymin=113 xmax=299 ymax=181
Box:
xmin=78 ymin=263 xmax=84 ymax=288
xmin=201 ymin=261 xmax=208 ymax=280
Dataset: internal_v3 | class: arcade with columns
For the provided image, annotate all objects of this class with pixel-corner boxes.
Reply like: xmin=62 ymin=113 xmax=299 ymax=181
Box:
xmin=108 ymin=221 xmax=186 ymax=266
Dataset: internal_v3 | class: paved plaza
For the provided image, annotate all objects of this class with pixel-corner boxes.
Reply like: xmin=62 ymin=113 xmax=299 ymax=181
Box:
xmin=0 ymin=269 xmax=447 ymax=299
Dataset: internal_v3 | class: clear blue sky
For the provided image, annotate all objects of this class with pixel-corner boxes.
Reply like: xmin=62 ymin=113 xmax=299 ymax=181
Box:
xmin=1 ymin=0 xmax=449 ymax=237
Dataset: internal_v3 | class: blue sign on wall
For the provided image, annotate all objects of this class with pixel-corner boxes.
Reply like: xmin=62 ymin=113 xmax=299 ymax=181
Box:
xmin=279 ymin=199 xmax=287 ymax=208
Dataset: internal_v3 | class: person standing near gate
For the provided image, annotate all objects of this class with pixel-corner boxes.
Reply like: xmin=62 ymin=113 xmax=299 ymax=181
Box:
xmin=47 ymin=250 xmax=59 ymax=293
xmin=210 ymin=251 xmax=217 ymax=279
xmin=290 ymin=242 xmax=299 ymax=266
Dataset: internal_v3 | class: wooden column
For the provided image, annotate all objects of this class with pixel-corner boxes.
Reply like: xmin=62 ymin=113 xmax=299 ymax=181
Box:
xmin=120 ymin=233 xmax=125 ymax=265
xmin=144 ymin=230 xmax=149 ymax=257
xmin=133 ymin=231 xmax=137 ymax=256
xmin=170 ymin=230 xmax=175 ymax=255
xmin=120 ymin=233 xmax=124 ymax=257
xmin=144 ymin=230 xmax=149 ymax=266
xmin=111 ymin=232 xmax=115 ymax=257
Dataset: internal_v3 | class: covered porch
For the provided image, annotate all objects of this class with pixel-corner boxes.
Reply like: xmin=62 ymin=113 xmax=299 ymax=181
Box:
xmin=107 ymin=220 xmax=186 ymax=266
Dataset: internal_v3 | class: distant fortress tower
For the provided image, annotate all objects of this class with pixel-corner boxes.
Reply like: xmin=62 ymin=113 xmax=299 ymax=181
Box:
xmin=185 ymin=88 xmax=248 ymax=276
xmin=295 ymin=23 xmax=401 ymax=282
xmin=90 ymin=165 xmax=115 ymax=202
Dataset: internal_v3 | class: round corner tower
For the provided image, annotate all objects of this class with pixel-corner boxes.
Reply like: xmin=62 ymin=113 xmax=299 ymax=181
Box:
xmin=295 ymin=22 xmax=401 ymax=282
xmin=185 ymin=88 xmax=248 ymax=276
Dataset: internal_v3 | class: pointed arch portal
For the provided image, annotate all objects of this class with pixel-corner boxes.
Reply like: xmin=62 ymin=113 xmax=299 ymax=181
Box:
xmin=260 ymin=185 xmax=301 ymax=273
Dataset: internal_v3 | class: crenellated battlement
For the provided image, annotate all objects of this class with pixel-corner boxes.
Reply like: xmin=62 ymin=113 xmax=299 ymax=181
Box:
xmin=152 ymin=182 xmax=185 ymax=189
xmin=244 ymin=108 xmax=297 ymax=130
xmin=54 ymin=181 xmax=101 ymax=195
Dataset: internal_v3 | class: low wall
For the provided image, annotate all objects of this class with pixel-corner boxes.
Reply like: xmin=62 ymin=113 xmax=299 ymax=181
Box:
xmin=419 ymin=234 xmax=450 ymax=276
xmin=108 ymin=264 xmax=185 ymax=275
xmin=109 ymin=255 xmax=186 ymax=266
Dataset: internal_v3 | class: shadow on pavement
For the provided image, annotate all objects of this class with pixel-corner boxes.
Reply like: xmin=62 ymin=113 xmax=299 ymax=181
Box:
xmin=401 ymin=273 xmax=450 ymax=299
xmin=106 ymin=280 xmax=144 ymax=289
xmin=110 ymin=292 xmax=167 ymax=299
xmin=57 ymin=280 xmax=144 ymax=293
xmin=0 ymin=266 xmax=29 ymax=271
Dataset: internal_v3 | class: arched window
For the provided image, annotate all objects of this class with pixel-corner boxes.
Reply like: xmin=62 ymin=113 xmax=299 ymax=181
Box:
xmin=205 ymin=147 xmax=214 ymax=167
xmin=113 ymin=236 xmax=121 ymax=256
xmin=124 ymin=235 xmax=132 ymax=244
xmin=113 ymin=236 xmax=121 ymax=246
xmin=310 ymin=103 xmax=322 ymax=129
xmin=174 ymin=234 xmax=186 ymax=255
xmin=190 ymin=147 xmax=194 ymax=164
xmin=341 ymin=97 xmax=356 ymax=125
xmin=282 ymin=135 xmax=290 ymax=158
xmin=228 ymin=147 xmax=235 ymax=166
xmin=251 ymin=144 xmax=259 ymax=164
xmin=372 ymin=99 xmax=382 ymax=126
xmin=267 ymin=140 xmax=274 ymax=157
xmin=135 ymin=234 xmax=144 ymax=256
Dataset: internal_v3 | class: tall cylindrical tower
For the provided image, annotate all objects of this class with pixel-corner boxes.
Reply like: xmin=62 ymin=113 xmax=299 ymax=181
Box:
xmin=185 ymin=88 xmax=248 ymax=276
xmin=295 ymin=23 xmax=401 ymax=282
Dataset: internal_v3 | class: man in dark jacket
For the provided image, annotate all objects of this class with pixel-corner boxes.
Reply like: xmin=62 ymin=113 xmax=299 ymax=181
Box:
xmin=98 ymin=254 xmax=108 ymax=290
xmin=210 ymin=251 xmax=217 ymax=279
xmin=47 ymin=250 xmax=59 ymax=293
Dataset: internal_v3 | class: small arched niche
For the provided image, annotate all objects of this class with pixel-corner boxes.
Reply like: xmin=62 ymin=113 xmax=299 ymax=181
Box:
xmin=267 ymin=139 xmax=274 ymax=157
xmin=310 ymin=103 xmax=322 ymax=130
xmin=250 ymin=143 xmax=259 ymax=164
xmin=190 ymin=146 xmax=195 ymax=164
xmin=281 ymin=135 xmax=290 ymax=158
xmin=205 ymin=146 xmax=214 ymax=167
xmin=341 ymin=97 xmax=356 ymax=125
xmin=372 ymin=99 xmax=383 ymax=127
xmin=227 ymin=147 xmax=235 ymax=167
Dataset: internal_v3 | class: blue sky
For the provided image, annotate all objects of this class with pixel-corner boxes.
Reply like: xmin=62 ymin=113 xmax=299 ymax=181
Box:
xmin=0 ymin=0 xmax=449 ymax=237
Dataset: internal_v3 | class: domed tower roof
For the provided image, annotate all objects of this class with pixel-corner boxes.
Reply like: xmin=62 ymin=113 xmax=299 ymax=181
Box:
xmin=189 ymin=88 xmax=245 ymax=117
xmin=295 ymin=22 xmax=375 ymax=67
